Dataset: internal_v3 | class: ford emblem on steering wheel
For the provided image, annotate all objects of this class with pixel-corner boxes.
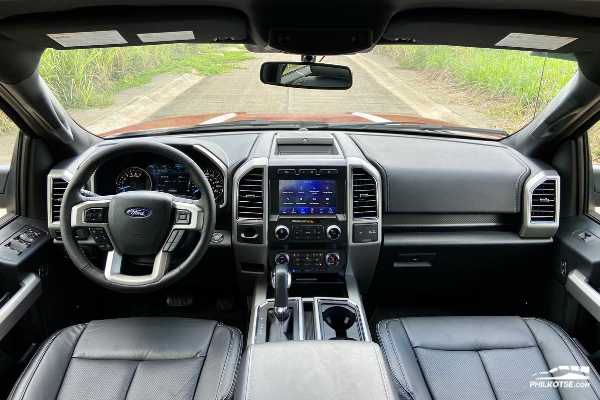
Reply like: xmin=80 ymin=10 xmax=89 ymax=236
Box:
xmin=125 ymin=207 xmax=152 ymax=218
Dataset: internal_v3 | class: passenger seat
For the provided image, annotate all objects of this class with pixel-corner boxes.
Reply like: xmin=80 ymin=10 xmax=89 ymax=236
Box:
xmin=377 ymin=316 xmax=600 ymax=399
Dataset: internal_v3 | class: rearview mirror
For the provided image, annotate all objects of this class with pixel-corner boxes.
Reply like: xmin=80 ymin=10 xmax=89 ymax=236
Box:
xmin=260 ymin=62 xmax=352 ymax=90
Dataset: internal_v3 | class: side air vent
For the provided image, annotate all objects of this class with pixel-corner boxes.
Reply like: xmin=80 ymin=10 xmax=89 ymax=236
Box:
xmin=51 ymin=178 xmax=68 ymax=223
xmin=352 ymin=168 xmax=377 ymax=218
xmin=531 ymin=179 xmax=557 ymax=223
xmin=237 ymin=168 xmax=264 ymax=219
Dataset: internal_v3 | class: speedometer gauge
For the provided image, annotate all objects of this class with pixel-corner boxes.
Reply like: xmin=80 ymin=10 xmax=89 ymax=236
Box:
xmin=115 ymin=167 xmax=152 ymax=193
xmin=188 ymin=168 xmax=224 ymax=200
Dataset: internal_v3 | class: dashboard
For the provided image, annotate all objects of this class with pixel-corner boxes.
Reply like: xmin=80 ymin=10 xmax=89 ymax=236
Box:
xmin=47 ymin=130 xmax=560 ymax=297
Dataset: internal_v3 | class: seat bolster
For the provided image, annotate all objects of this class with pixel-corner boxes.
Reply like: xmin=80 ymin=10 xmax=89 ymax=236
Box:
xmin=376 ymin=319 xmax=432 ymax=400
xmin=195 ymin=323 xmax=243 ymax=400
xmin=525 ymin=318 xmax=600 ymax=400
xmin=8 ymin=324 xmax=87 ymax=400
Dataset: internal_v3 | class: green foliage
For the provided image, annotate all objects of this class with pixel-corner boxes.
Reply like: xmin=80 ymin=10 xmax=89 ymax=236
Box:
xmin=379 ymin=45 xmax=577 ymax=110
xmin=39 ymin=44 xmax=253 ymax=109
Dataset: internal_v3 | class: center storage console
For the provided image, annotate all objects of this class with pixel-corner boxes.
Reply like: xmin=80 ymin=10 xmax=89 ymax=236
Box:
xmin=235 ymin=341 xmax=399 ymax=400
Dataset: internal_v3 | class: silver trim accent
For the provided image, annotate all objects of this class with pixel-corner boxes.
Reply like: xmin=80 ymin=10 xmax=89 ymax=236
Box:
xmin=270 ymin=267 xmax=292 ymax=287
xmin=0 ymin=273 xmax=42 ymax=340
xmin=274 ymin=225 xmax=289 ymax=241
xmin=71 ymin=198 xmax=204 ymax=286
xmin=250 ymin=297 xmax=304 ymax=345
xmin=233 ymin=158 xmax=269 ymax=276
xmin=273 ymin=252 xmax=290 ymax=265
xmin=567 ymin=269 xmax=600 ymax=322
xmin=326 ymin=225 xmax=341 ymax=241
xmin=346 ymin=157 xmax=383 ymax=293
xmin=193 ymin=144 xmax=228 ymax=209
xmin=519 ymin=170 xmax=560 ymax=238
xmin=313 ymin=297 xmax=371 ymax=342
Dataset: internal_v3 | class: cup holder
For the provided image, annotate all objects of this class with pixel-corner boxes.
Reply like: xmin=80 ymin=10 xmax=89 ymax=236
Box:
xmin=321 ymin=305 xmax=359 ymax=340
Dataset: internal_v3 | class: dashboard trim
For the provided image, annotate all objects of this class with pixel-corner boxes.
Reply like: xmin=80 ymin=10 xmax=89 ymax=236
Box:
xmin=193 ymin=144 xmax=228 ymax=209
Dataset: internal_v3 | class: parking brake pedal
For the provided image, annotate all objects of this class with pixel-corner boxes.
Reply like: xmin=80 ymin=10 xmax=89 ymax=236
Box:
xmin=166 ymin=293 xmax=193 ymax=307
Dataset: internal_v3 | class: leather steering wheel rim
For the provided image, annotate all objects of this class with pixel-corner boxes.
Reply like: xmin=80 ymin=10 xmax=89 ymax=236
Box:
xmin=59 ymin=140 xmax=216 ymax=293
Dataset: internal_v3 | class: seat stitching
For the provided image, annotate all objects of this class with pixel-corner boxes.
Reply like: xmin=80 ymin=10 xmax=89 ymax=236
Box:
xmin=13 ymin=326 xmax=74 ymax=400
xmin=192 ymin=322 xmax=219 ymax=400
xmin=70 ymin=355 xmax=208 ymax=361
xmin=215 ymin=324 xmax=234 ymax=400
xmin=477 ymin=351 xmax=499 ymax=400
xmin=385 ymin=320 xmax=410 ymax=390
xmin=122 ymin=362 xmax=140 ymax=400
xmin=371 ymin=343 xmax=392 ymax=400
xmin=524 ymin=317 xmax=600 ymax=400
xmin=245 ymin=345 xmax=254 ymax=400
xmin=222 ymin=327 xmax=243 ymax=400
xmin=522 ymin=319 xmax=554 ymax=374
xmin=376 ymin=320 xmax=415 ymax=400
xmin=411 ymin=345 xmax=538 ymax=351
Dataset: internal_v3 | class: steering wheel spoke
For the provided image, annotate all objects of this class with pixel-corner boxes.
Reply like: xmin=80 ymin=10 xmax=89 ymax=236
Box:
xmin=104 ymin=248 xmax=170 ymax=286
xmin=71 ymin=196 xmax=118 ymax=251
xmin=172 ymin=200 xmax=205 ymax=232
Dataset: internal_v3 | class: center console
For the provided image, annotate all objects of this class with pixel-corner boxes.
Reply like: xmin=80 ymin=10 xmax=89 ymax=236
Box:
xmin=268 ymin=165 xmax=347 ymax=279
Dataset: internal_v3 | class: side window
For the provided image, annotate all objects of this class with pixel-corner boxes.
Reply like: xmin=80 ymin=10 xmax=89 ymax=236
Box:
xmin=0 ymin=110 xmax=18 ymax=217
xmin=588 ymin=123 xmax=600 ymax=216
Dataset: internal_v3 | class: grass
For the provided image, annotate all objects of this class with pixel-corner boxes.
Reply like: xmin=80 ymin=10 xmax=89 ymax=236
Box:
xmin=0 ymin=43 xmax=252 ymax=135
xmin=39 ymin=43 xmax=253 ymax=109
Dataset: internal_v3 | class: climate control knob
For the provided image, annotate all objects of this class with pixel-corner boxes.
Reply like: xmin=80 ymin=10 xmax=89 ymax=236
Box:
xmin=274 ymin=252 xmax=290 ymax=265
xmin=274 ymin=225 xmax=290 ymax=241
xmin=326 ymin=225 xmax=341 ymax=241
xmin=325 ymin=252 xmax=341 ymax=268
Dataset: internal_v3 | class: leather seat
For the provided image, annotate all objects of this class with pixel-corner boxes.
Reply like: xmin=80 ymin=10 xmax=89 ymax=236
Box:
xmin=377 ymin=316 xmax=600 ymax=400
xmin=8 ymin=317 xmax=242 ymax=400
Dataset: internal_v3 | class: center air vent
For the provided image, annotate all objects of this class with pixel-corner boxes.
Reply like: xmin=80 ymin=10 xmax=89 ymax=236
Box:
xmin=352 ymin=168 xmax=377 ymax=218
xmin=237 ymin=168 xmax=264 ymax=219
xmin=531 ymin=179 xmax=557 ymax=223
xmin=51 ymin=178 xmax=68 ymax=223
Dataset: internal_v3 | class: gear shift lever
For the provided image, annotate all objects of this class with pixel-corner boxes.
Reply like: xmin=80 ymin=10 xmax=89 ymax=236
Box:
xmin=272 ymin=264 xmax=292 ymax=319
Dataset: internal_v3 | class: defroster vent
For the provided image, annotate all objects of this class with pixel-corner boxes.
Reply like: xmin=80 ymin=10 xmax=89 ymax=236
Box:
xmin=237 ymin=168 xmax=264 ymax=219
xmin=352 ymin=168 xmax=377 ymax=218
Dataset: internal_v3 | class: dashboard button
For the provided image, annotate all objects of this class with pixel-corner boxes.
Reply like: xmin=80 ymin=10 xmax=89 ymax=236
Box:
xmin=278 ymin=169 xmax=296 ymax=175
xmin=298 ymin=169 xmax=317 ymax=176
xmin=176 ymin=210 xmax=191 ymax=224
xmin=319 ymin=169 xmax=338 ymax=175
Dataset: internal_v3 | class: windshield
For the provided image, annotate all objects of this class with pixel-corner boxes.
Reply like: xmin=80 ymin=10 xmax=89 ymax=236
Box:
xmin=37 ymin=43 xmax=578 ymax=138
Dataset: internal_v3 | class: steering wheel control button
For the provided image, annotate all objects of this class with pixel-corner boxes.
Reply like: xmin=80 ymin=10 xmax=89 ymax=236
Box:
xmin=274 ymin=252 xmax=290 ymax=265
xmin=89 ymin=228 xmax=113 ymax=251
xmin=84 ymin=208 xmax=106 ymax=223
xmin=325 ymin=252 xmax=341 ymax=268
xmin=278 ymin=169 xmax=296 ymax=175
xmin=175 ymin=209 xmax=191 ymax=225
xmin=163 ymin=230 xmax=186 ymax=252
xmin=326 ymin=225 xmax=342 ymax=241
xmin=274 ymin=225 xmax=290 ymax=241
xmin=352 ymin=223 xmax=378 ymax=243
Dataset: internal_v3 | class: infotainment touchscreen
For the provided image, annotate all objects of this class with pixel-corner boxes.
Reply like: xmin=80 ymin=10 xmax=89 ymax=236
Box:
xmin=279 ymin=180 xmax=336 ymax=215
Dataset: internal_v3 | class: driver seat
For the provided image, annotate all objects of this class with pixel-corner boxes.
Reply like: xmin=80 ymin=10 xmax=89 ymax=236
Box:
xmin=8 ymin=317 xmax=242 ymax=400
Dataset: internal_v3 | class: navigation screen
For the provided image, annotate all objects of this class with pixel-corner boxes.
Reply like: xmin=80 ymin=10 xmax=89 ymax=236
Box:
xmin=279 ymin=180 xmax=336 ymax=215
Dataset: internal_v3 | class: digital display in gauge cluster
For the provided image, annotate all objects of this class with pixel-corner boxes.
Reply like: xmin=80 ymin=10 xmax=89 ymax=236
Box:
xmin=114 ymin=163 xmax=224 ymax=200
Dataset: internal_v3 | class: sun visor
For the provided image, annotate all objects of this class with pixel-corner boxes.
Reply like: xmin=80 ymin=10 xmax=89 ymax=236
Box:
xmin=383 ymin=10 xmax=600 ymax=53
xmin=0 ymin=7 xmax=248 ymax=49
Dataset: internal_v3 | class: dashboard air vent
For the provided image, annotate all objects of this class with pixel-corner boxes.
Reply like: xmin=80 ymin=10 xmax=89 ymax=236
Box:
xmin=352 ymin=168 xmax=377 ymax=218
xmin=51 ymin=178 xmax=68 ymax=223
xmin=531 ymin=179 xmax=557 ymax=223
xmin=238 ymin=168 xmax=264 ymax=219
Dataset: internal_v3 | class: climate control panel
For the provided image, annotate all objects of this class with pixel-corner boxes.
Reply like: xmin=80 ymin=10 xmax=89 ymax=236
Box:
xmin=270 ymin=220 xmax=345 ymax=243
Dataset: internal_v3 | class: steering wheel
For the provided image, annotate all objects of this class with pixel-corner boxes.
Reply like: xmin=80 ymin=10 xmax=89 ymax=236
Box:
xmin=59 ymin=141 xmax=216 ymax=293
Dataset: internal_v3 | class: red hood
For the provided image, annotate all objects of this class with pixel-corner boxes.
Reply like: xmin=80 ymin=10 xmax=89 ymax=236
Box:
xmin=99 ymin=112 xmax=506 ymax=139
